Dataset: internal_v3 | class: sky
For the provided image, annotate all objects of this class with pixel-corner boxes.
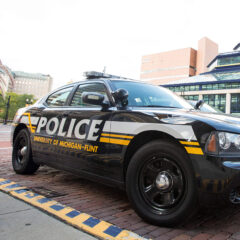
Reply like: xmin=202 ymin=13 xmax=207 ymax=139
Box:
xmin=0 ymin=0 xmax=240 ymax=89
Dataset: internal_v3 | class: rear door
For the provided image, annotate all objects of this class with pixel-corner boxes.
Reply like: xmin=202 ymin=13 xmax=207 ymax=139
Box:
xmin=31 ymin=86 xmax=74 ymax=164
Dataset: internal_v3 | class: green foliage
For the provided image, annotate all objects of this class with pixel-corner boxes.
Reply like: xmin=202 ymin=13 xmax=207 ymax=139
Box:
xmin=0 ymin=92 xmax=35 ymax=120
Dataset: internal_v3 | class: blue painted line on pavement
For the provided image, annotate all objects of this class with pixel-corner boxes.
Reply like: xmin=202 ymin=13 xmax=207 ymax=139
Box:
xmin=66 ymin=210 xmax=80 ymax=218
xmin=50 ymin=204 xmax=65 ymax=211
xmin=83 ymin=217 xmax=100 ymax=228
xmin=37 ymin=198 xmax=52 ymax=204
xmin=104 ymin=225 xmax=123 ymax=237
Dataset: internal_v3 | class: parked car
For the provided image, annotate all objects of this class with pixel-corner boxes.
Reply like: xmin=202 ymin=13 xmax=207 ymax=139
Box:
xmin=11 ymin=71 xmax=240 ymax=226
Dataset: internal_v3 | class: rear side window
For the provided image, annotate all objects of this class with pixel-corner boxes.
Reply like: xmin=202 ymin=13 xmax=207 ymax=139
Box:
xmin=70 ymin=83 xmax=108 ymax=107
xmin=46 ymin=87 xmax=73 ymax=107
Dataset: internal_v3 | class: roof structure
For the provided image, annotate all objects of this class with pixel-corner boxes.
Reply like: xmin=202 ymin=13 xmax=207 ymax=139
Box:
xmin=12 ymin=71 xmax=51 ymax=80
xmin=233 ymin=43 xmax=240 ymax=50
xmin=207 ymin=50 xmax=240 ymax=68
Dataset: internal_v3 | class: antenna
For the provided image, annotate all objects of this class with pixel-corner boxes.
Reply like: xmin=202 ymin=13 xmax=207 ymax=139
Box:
xmin=103 ymin=66 xmax=106 ymax=73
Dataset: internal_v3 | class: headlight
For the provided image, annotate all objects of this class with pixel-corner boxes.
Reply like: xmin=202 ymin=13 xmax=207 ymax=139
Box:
xmin=206 ymin=131 xmax=240 ymax=154
xmin=234 ymin=135 xmax=240 ymax=150
xmin=218 ymin=132 xmax=232 ymax=150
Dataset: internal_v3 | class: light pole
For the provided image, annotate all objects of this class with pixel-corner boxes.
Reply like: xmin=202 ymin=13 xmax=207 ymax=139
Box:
xmin=3 ymin=96 xmax=11 ymax=125
xmin=26 ymin=98 xmax=33 ymax=107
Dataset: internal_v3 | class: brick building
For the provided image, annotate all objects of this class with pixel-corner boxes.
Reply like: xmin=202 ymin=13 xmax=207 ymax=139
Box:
xmin=140 ymin=37 xmax=218 ymax=85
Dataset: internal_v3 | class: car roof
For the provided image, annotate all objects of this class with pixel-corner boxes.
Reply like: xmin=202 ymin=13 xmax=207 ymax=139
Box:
xmin=52 ymin=71 xmax=157 ymax=94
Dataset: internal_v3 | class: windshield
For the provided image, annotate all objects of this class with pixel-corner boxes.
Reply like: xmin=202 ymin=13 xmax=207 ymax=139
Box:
xmin=111 ymin=80 xmax=193 ymax=109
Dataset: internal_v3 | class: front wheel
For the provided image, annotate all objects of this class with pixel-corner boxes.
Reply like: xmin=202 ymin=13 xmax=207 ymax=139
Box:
xmin=12 ymin=128 xmax=39 ymax=174
xmin=126 ymin=140 xmax=198 ymax=226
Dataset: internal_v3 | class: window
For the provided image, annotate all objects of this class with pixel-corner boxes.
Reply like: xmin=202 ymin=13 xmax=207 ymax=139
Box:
xmin=175 ymin=86 xmax=180 ymax=92
xmin=70 ymin=83 xmax=108 ymax=107
xmin=231 ymin=94 xmax=240 ymax=114
xmin=46 ymin=87 xmax=73 ymax=107
xmin=218 ymin=56 xmax=240 ymax=66
xmin=218 ymin=83 xmax=225 ymax=89
xmin=189 ymin=85 xmax=196 ymax=91
xmin=232 ymin=83 xmax=240 ymax=88
xmin=203 ymin=94 xmax=226 ymax=112
xmin=111 ymin=81 xmax=193 ymax=109
xmin=179 ymin=86 xmax=184 ymax=91
xmin=183 ymin=95 xmax=199 ymax=101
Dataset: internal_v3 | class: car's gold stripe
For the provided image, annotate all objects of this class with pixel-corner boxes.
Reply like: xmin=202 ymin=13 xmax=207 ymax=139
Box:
xmin=184 ymin=146 xmax=204 ymax=155
xmin=101 ymin=133 xmax=134 ymax=139
xmin=100 ymin=137 xmax=130 ymax=146
xmin=23 ymin=113 xmax=35 ymax=133
xmin=180 ymin=141 xmax=199 ymax=146
xmin=27 ymin=125 xmax=36 ymax=129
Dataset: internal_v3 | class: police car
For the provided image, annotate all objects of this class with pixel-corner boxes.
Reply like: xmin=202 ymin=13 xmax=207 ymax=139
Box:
xmin=11 ymin=71 xmax=240 ymax=226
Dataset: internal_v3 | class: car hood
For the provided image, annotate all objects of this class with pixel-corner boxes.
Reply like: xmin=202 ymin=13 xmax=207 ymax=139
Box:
xmin=132 ymin=107 xmax=240 ymax=133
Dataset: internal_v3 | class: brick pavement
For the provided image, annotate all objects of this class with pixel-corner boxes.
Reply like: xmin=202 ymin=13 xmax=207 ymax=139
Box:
xmin=1 ymin=124 xmax=240 ymax=239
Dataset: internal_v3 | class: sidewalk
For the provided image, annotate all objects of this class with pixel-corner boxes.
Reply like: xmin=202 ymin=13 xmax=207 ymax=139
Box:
xmin=0 ymin=191 xmax=97 ymax=240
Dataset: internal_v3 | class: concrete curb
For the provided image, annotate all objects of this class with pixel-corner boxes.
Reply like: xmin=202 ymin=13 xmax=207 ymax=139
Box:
xmin=0 ymin=178 xmax=148 ymax=240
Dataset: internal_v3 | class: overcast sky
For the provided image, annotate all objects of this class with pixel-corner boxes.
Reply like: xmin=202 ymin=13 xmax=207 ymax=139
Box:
xmin=0 ymin=0 xmax=239 ymax=89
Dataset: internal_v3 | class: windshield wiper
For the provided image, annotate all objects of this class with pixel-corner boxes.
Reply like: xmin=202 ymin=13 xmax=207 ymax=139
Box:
xmin=136 ymin=105 xmax=179 ymax=108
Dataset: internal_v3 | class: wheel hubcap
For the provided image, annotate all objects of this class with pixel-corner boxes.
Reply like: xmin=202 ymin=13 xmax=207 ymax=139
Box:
xmin=139 ymin=156 xmax=185 ymax=213
xmin=20 ymin=146 xmax=27 ymax=157
xmin=155 ymin=171 xmax=172 ymax=190
xmin=15 ymin=136 xmax=27 ymax=164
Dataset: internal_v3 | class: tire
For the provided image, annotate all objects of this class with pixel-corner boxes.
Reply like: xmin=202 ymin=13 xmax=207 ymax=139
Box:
xmin=12 ymin=128 xmax=39 ymax=174
xmin=126 ymin=140 xmax=198 ymax=227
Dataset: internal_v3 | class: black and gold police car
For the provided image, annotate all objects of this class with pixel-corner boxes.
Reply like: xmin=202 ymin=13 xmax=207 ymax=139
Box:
xmin=11 ymin=71 xmax=240 ymax=226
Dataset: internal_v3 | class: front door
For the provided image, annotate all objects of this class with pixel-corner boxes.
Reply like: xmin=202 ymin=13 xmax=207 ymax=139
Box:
xmin=52 ymin=82 xmax=115 ymax=179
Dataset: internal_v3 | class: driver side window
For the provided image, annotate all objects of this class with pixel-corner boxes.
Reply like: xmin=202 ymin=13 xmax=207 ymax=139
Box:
xmin=70 ymin=83 xmax=108 ymax=107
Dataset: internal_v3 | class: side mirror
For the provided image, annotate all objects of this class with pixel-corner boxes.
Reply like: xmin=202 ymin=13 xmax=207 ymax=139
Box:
xmin=195 ymin=100 xmax=204 ymax=110
xmin=112 ymin=88 xmax=128 ymax=107
xmin=82 ymin=92 xmax=109 ymax=107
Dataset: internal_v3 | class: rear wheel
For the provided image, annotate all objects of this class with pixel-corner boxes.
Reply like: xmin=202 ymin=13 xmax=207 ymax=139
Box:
xmin=126 ymin=140 xmax=198 ymax=226
xmin=12 ymin=128 xmax=39 ymax=174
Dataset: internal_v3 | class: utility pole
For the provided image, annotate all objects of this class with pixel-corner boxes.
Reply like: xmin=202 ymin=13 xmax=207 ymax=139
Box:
xmin=4 ymin=96 xmax=10 ymax=125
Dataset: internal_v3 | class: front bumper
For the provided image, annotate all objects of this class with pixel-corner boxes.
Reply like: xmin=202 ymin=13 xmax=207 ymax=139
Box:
xmin=223 ymin=161 xmax=240 ymax=170
xmin=190 ymin=154 xmax=240 ymax=205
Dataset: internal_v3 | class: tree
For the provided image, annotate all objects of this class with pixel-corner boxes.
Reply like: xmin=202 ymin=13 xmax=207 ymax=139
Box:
xmin=0 ymin=92 xmax=35 ymax=120
xmin=0 ymin=61 xmax=14 ymax=99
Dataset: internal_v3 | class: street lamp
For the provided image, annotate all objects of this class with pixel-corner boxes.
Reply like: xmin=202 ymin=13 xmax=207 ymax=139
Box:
xmin=26 ymin=98 xmax=33 ymax=106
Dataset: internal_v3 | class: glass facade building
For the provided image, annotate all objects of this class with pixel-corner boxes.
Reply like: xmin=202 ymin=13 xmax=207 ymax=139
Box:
xmin=163 ymin=50 xmax=240 ymax=115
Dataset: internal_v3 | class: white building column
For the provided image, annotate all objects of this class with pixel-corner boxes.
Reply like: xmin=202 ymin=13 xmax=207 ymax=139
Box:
xmin=226 ymin=93 xmax=231 ymax=114
xmin=199 ymin=94 xmax=203 ymax=100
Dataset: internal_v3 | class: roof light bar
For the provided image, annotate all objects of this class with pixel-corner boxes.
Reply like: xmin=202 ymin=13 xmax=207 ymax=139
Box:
xmin=83 ymin=71 xmax=132 ymax=80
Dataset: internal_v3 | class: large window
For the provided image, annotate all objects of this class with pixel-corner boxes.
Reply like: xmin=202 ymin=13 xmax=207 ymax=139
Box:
xmin=218 ymin=56 xmax=240 ymax=66
xmin=168 ymin=85 xmax=199 ymax=92
xmin=168 ymin=82 xmax=240 ymax=92
xmin=203 ymin=94 xmax=226 ymax=112
xmin=231 ymin=94 xmax=240 ymax=114
xmin=70 ymin=83 xmax=108 ymax=107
